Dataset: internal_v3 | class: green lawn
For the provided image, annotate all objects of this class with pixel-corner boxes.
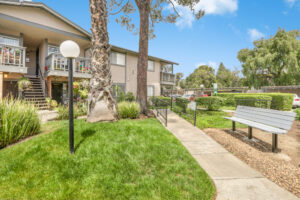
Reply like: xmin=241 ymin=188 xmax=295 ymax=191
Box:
xmin=0 ymin=118 xmax=215 ymax=200
xmin=178 ymin=110 xmax=246 ymax=129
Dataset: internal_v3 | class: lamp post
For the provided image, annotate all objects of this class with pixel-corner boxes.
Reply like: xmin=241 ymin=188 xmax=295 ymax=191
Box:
xmin=60 ymin=40 xmax=80 ymax=154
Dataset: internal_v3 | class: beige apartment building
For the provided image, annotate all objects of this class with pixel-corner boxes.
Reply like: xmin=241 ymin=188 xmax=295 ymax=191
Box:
xmin=0 ymin=0 xmax=177 ymax=108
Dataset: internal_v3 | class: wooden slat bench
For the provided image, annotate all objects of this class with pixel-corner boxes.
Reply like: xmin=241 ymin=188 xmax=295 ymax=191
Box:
xmin=224 ymin=106 xmax=296 ymax=152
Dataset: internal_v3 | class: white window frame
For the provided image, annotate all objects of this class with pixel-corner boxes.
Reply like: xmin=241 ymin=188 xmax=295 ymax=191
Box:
xmin=110 ymin=51 xmax=126 ymax=66
xmin=0 ymin=34 xmax=20 ymax=47
xmin=147 ymin=85 xmax=155 ymax=97
xmin=48 ymin=45 xmax=60 ymax=55
xmin=148 ymin=60 xmax=155 ymax=72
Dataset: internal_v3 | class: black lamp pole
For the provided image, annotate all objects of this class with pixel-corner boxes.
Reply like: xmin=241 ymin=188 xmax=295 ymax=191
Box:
xmin=68 ymin=58 xmax=74 ymax=154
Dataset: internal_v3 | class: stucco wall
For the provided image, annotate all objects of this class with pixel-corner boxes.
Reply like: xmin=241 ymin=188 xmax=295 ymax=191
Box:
xmin=0 ymin=5 xmax=86 ymax=37
xmin=147 ymin=60 xmax=161 ymax=96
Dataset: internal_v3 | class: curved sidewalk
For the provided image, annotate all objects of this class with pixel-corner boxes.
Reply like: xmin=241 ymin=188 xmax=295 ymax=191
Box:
xmin=164 ymin=111 xmax=299 ymax=200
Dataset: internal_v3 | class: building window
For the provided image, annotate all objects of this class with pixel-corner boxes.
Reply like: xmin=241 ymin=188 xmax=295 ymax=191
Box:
xmin=161 ymin=63 xmax=173 ymax=73
xmin=147 ymin=85 xmax=154 ymax=97
xmin=112 ymin=83 xmax=126 ymax=97
xmin=0 ymin=35 xmax=19 ymax=46
xmin=48 ymin=45 xmax=60 ymax=55
xmin=148 ymin=60 xmax=155 ymax=72
xmin=111 ymin=51 xmax=125 ymax=66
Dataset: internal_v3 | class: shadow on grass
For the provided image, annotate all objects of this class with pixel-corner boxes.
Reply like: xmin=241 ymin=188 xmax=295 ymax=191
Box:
xmin=224 ymin=129 xmax=280 ymax=153
xmin=75 ymin=129 xmax=96 ymax=152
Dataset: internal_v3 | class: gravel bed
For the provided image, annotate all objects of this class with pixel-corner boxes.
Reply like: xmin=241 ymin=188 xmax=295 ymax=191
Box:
xmin=204 ymin=128 xmax=300 ymax=198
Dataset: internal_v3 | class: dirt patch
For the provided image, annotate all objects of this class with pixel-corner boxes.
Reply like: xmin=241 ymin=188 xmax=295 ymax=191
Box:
xmin=204 ymin=120 xmax=300 ymax=197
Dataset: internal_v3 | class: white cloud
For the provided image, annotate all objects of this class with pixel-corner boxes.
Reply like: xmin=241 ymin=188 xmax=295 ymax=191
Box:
xmin=247 ymin=29 xmax=265 ymax=41
xmin=285 ymin=0 xmax=297 ymax=6
xmin=169 ymin=0 xmax=238 ymax=28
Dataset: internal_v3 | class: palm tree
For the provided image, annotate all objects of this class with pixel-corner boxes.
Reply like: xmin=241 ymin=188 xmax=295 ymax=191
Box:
xmin=87 ymin=0 xmax=117 ymax=122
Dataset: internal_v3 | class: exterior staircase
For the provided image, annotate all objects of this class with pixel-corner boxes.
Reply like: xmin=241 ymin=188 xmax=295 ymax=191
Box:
xmin=24 ymin=76 xmax=48 ymax=110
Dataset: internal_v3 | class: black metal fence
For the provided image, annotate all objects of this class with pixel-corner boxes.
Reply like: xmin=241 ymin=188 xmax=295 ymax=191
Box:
xmin=149 ymin=97 xmax=168 ymax=126
xmin=171 ymin=97 xmax=197 ymax=126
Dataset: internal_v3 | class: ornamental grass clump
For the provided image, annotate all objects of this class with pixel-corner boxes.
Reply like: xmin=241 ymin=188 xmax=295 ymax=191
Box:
xmin=0 ymin=98 xmax=40 ymax=148
xmin=117 ymin=101 xmax=140 ymax=119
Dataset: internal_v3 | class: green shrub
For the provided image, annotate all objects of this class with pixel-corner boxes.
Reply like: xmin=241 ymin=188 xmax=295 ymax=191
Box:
xmin=174 ymin=98 xmax=190 ymax=112
xmin=125 ymin=92 xmax=136 ymax=102
xmin=117 ymin=101 xmax=140 ymax=119
xmin=217 ymin=93 xmax=237 ymax=106
xmin=218 ymin=93 xmax=293 ymax=110
xmin=149 ymin=96 xmax=171 ymax=107
xmin=50 ymin=100 xmax=58 ymax=108
xmin=295 ymin=108 xmax=300 ymax=120
xmin=57 ymin=103 xmax=87 ymax=120
xmin=266 ymin=93 xmax=293 ymax=111
xmin=117 ymin=91 xmax=125 ymax=103
xmin=196 ymin=96 xmax=224 ymax=111
xmin=234 ymin=95 xmax=272 ymax=109
xmin=0 ymin=98 xmax=40 ymax=148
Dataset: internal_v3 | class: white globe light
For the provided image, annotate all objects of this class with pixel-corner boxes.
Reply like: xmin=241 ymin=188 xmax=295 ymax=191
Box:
xmin=60 ymin=40 xmax=80 ymax=58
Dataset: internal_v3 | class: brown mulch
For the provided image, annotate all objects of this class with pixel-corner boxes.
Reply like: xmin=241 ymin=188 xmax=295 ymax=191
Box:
xmin=204 ymin=121 xmax=300 ymax=198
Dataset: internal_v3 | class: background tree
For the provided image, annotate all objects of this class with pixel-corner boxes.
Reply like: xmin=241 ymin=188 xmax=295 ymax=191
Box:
xmin=216 ymin=62 xmax=241 ymax=87
xmin=87 ymin=0 xmax=117 ymax=122
xmin=175 ymin=72 xmax=184 ymax=86
xmin=238 ymin=28 xmax=300 ymax=88
xmin=185 ymin=65 xmax=216 ymax=88
xmin=109 ymin=0 xmax=205 ymax=113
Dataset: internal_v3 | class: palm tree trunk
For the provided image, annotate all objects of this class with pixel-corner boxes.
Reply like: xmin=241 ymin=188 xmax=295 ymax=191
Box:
xmin=135 ymin=0 xmax=151 ymax=114
xmin=87 ymin=0 xmax=117 ymax=122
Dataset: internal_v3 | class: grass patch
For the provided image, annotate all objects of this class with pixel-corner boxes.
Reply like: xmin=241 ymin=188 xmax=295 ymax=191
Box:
xmin=179 ymin=110 xmax=246 ymax=129
xmin=0 ymin=118 xmax=215 ymax=200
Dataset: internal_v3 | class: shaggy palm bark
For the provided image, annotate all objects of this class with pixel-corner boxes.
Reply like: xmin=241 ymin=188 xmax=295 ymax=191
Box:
xmin=135 ymin=0 xmax=151 ymax=114
xmin=87 ymin=0 xmax=117 ymax=122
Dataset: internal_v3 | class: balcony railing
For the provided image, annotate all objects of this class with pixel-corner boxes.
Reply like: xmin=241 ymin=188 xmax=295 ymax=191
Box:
xmin=0 ymin=44 xmax=26 ymax=68
xmin=161 ymin=72 xmax=175 ymax=84
xmin=45 ymin=53 xmax=91 ymax=74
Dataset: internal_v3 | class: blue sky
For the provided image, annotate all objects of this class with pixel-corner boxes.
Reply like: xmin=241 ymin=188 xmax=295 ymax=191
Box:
xmin=37 ymin=0 xmax=300 ymax=77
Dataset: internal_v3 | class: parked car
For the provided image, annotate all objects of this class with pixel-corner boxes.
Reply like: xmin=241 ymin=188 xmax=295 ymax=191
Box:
xmin=293 ymin=94 xmax=300 ymax=108
xmin=171 ymin=94 xmax=181 ymax=98
xmin=182 ymin=94 xmax=191 ymax=99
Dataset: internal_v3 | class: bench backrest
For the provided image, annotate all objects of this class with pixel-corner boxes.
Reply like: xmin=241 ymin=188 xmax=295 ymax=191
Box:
xmin=234 ymin=106 xmax=296 ymax=131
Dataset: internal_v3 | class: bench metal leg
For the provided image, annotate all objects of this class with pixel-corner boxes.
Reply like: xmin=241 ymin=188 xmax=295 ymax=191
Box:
xmin=272 ymin=134 xmax=278 ymax=153
xmin=232 ymin=121 xmax=236 ymax=131
xmin=248 ymin=127 xmax=252 ymax=139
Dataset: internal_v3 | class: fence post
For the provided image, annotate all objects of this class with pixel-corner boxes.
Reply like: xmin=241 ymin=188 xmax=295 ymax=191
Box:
xmin=194 ymin=102 xmax=197 ymax=126
xmin=170 ymin=96 xmax=173 ymax=111
xmin=165 ymin=104 xmax=168 ymax=127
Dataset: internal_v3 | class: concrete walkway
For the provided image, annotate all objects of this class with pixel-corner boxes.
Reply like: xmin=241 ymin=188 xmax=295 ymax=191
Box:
xmin=163 ymin=111 xmax=299 ymax=200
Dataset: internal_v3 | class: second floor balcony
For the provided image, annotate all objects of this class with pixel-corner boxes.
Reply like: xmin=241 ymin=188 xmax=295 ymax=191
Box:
xmin=0 ymin=44 xmax=27 ymax=74
xmin=45 ymin=53 xmax=91 ymax=78
xmin=160 ymin=72 xmax=175 ymax=85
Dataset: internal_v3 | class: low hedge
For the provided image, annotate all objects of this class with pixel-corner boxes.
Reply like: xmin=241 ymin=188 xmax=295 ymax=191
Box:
xmin=218 ymin=93 xmax=293 ymax=110
xmin=295 ymin=108 xmax=300 ymax=120
xmin=149 ymin=96 xmax=171 ymax=107
xmin=117 ymin=101 xmax=140 ymax=119
xmin=195 ymin=97 xmax=224 ymax=111
xmin=174 ymin=97 xmax=190 ymax=112
xmin=266 ymin=93 xmax=293 ymax=111
xmin=234 ymin=95 xmax=272 ymax=109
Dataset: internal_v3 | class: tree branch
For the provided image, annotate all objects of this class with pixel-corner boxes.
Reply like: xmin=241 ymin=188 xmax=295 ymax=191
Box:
xmin=167 ymin=0 xmax=180 ymax=17
xmin=110 ymin=0 xmax=129 ymax=15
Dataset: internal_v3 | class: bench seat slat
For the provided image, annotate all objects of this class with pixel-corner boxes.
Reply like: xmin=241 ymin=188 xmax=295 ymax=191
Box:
xmin=224 ymin=117 xmax=287 ymax=134
xmin=236 ymin=108 xmax=295 ymax=122
xmin=234 ymin=112 xmax=292 ymax=130
xmin=239 ymin=106 xmax=296 ymax=118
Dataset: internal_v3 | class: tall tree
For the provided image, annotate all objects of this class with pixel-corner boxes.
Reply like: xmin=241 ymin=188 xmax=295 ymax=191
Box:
xmin=87 ymin=0 xmax=117 ymax=123
xmin=216 ymin=62 xmax=241 ymax=88
xmin=185 ymin=65 xmax=216 ymax=88
xmin=238 ymin=29 xmax=300 ymax=88
xmin=175 ymin=72 xmax=184 ymax=86
xmin=109 ymin=0 xmax=205 ymax=113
